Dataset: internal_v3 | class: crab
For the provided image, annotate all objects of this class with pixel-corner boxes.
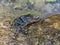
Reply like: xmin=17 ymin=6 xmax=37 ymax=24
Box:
xmin=10 ymin=14 xmax=41 ymax=38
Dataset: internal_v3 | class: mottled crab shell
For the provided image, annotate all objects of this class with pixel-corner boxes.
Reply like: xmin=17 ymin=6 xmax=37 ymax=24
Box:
xmin=10 ymin=14 xmax=40 ymax=36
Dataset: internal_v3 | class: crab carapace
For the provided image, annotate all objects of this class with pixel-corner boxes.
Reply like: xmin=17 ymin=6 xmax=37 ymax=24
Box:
xmin=10 ymin=14 xmax=41 ymax=38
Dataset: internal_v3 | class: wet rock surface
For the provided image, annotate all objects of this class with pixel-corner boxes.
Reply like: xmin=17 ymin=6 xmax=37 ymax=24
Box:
xmin=0 ymin=2 xmax=60 ymax=45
